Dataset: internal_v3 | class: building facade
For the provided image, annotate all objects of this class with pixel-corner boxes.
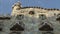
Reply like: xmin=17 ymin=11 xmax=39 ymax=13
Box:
xmin=0 ymin=1 xmax=60 ymax=34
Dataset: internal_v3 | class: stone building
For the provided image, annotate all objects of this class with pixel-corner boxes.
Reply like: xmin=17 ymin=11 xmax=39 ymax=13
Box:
xmin=0 ymin=1 xmax=60 ymax=34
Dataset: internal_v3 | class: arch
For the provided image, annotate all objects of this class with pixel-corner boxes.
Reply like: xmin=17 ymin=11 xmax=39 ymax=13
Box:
xmin=56 ymin=13 xmax=60 ymax=21
xmin=29 ymin=11 xmax=35 ymax=15
xmin=39 ymin=14 xmax=46 ymax=20
xmin=56 ymin=17 xmax=60 ymax=21
xmin=39 ymin=23 xmax=53 ymax=31
xmin=0 ymin=28 xmax=2 ymax=31
xmin=10 ymin=23 xmax=24 ymax=31
xmin=16 ymin=14 xmax=24 ymax=20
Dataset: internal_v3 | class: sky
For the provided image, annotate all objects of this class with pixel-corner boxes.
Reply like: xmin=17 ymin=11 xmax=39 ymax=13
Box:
xmin=0 ymin=0 xmax=60 ymax=14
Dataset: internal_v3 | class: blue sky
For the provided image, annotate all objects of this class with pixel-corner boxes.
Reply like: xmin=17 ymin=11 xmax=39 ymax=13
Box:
xmin=0 ymin=0 xmax=60 ymax=14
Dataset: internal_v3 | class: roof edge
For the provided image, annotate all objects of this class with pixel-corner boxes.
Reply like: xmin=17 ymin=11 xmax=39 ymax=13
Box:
xmin=21 ymin=6 xmax=60 ymax=11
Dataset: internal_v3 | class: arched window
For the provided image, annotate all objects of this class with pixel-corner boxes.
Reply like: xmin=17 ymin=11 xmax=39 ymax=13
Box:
xmin=29 ymin=11 xmax=35 ymax=15
xmin=10 ymin=23 xmax=24 ymax=34
xmin=0 ymin=28 xmax=2 ymax=31
xmin=0 ymin=22 xmax=3 ymax=31
xmin=16 ymin=14 xmax=24 ymax=20
xmin=57 ymin=14 xmax=60 ymax=16
xmin=39 ymin=14 xmax=46 ymax=20
xmin=56 ymin=14 xmax=60 ymax=21
xmin=56 ymin=17 xmax=60 ymax=21
xmin=39 ymin=23 xmax=53 ymax=31
xmin=10 ymin=23 xmax=24 ymax=31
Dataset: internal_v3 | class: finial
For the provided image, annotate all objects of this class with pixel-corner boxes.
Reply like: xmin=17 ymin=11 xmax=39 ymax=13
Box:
xmin=15 ymin=1 xmax=21 ymax=5
xmin=12 ymin=1 xmax=22 ymax=9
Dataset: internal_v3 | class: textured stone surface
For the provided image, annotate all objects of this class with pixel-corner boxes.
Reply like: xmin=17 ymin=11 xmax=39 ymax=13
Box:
xmin=0 ymin=1 xmax=60 ymax=34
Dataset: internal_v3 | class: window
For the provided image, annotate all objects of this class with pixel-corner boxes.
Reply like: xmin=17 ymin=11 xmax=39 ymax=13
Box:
xmin=57 ymin=14 xmax=60 ymax=16
xmin=10 ymin=23 xmax=24 ymax=34
xmin=56 ymin=14 xmax=60 ymax=21
xmin=0 ymin=28 xmax=2 ymax=31
xmin=10 ymin=23 xmax=24 ymax=31
xmin=39 ymin=14 xmax=46 ymax=20
xmin=39 ymin=23 xmax=53 ymax=31
xmin=16 ymin=15 xmax=24 ymax=20
xmin=39 ymin=23 xmax=54 ymax=34
xmin=29 ymin=11 xmax=35 ymax=15
xmin=56 ymin=17 xmax=60 ymax=21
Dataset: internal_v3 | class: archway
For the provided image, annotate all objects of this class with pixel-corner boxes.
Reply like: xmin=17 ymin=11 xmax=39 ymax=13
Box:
xmin=29 ymin=11 xmax=35 ymax=15
xmin=10 ymin=23 xmax=24 ymax=34
xmin=0 ymin=28 xmax=2 ymax=31
xmin=39 ymin=23 xmax=54 ymax=34
xmin=39 ymin=23 xmax=53 ymax=31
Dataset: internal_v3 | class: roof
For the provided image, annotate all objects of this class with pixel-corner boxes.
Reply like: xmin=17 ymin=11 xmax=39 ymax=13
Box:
xmin=0 ymin=15 xmax=11 ymax=20
xmin=21 ymin=6 xmax=60 ymax=11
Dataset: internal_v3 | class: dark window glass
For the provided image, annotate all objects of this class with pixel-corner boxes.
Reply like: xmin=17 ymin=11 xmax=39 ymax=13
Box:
xmin=39 ymin=23 xmax=53 ymax=31
xmin=10 ymin=23 xmax=24 ymax=31
xmin=0 ymin=28 xmax=2 ymax=31
xmin=56 ymin=17 xmax=60 ymax=21
xmin=39 ymin=14 xmax=46 ymax=20
xmin=29 ymin=11 xmax=35 ymax=15
xmin=56 ymin=14 xmax=60 ymax=21
xmin=16 ymin=15 xmax=24 ymax=20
